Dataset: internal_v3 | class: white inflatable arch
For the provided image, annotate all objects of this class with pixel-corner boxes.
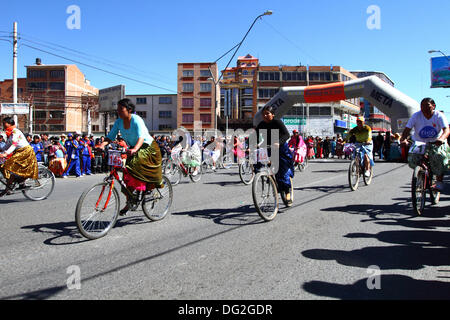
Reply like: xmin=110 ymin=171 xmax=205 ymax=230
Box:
xmin=253 ymin=76 xmax=419 ymax=134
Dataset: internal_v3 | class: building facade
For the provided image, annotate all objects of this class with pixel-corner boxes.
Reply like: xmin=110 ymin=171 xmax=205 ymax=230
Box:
xmin=25 ymin=60 xmax=99 ymax=134
xmin=217 ymin=55 xmax=361 ymax=136
xmin=351 ymin=71 xmax=394 ymax=132
xmin=126 ymin=94 xmax=177 ymax=134
xmin=177 ymin=62 xmax=220 ymax=132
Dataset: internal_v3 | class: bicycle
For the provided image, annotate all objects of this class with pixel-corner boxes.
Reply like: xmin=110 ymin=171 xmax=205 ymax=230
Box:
xmin=348 ymin=143 xmax=373 ymax=191
xmin=0 ymin=159 xmax=55 ymax=200
xmin=75 ymin=149 xmax=173 ymax=240
xmin=163 ymin=146 xmax=201 ymax=186
xmin=239 ymin=156 xmax=255 ymax=185
xmin=409 ymin=141 xmax=440 ymax=215
xmin=251 ymin=147 xmax=294 ymax=221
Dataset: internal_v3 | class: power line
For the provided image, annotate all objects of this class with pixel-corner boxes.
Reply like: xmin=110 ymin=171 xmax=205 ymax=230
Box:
xmin=18 ymin=32 xmax=176 ymax=84
xmin=261 ymin=19 xmax=323 ymax=66
xmin=21 ymin=43 xmax=178 ymax=94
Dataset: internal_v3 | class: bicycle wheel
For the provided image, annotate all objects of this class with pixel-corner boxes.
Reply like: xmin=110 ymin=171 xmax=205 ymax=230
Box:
xmin=363 ymin=165 xmax=373 ymax=185
xmin=280 ymin=177 xmax=294 ymax=207
xmin=429 ymin=173 xmax=440 ymax=205
xmin=142 ymin=175 xmax=173 ymax=221
xmin=22 ymin=165 xmax=55 ymax=201
xmin=75 ymin=181 xmax=120 ymax=240
xmin=239 ymin=160 xmax=254 ymax=185
xmin=252 ymin=172 xmax=279 ymax=221
xmin=189 ymin=165 xmax=202 ymax=182
xmin=411 ymin=167 xmax=426 ymax=215
xmin=348 ymin=159 xmax=360 ymax=191
xmin=221 ymin=154 xmax=234 ymax=170
xmin=166 ymin=164 xmax=182 ymax=186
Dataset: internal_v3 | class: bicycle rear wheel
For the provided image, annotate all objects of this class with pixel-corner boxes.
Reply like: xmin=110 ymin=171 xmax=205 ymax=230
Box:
xmin=75 ymin=181 xmax=120 ymax=240
xmin=221 ymin=154 xmax=234 ymax=170
xmin=411 ymin=167 xmax=426 ymax=215
xmin=239 ymin=159 xmax=254 ymax=185
xmin=348 ymin=159 xmax=360 ymax=191
xmin=280 ymin=177 xmax=294 ymax=207
xmin=252 ymin=172 xmax=279 ymax=221
xmin=166 ymin=164 xmax=182 ymax=186
xmin=142 ymin=175 xmax=173 ymax=221
xmin=189 ymin=165 xmax=202 ymax=182
xmin=363 ymin=165 xmax=373 ymax=185
xmin=429 ymin=173 xmax=440 ymax=205
xmin=22 ymin=165 xmax=55 ymax=201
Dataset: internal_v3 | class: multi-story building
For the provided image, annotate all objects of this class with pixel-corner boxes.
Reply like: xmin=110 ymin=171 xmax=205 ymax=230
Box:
xmin=25 ymin=59 xmax=99 ymax=134
xmin=351 ymin=71 xmax=394 ymax=132
xmin=219 ymin=55 xmax=361 ymax=136
xmin=126 ymin=94 xmax=177 ymax=134
xmin=0 ymin=78 xmax=28 ymax=129
xmin=177 ymin=62 xmax=220 ymax=133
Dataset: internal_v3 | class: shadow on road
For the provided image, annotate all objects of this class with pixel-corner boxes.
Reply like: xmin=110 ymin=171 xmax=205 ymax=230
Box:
xmin=171 ymin=204 xmax=264 ymax=226
xmin=302 ymin=274 xmax=450 ymax=299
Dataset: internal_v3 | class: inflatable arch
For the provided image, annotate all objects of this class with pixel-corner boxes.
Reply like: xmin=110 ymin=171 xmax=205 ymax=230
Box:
xmin=253 ymin=76 xmax=420 ymax=134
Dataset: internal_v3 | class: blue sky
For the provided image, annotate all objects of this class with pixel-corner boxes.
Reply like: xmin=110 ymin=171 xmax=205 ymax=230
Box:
xmin=1 ymin=0 xmax=449 ymax=113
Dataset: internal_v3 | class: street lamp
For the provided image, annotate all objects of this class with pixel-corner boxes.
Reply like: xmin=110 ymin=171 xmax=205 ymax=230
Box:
xmin=214 ymin=10 xmax=273 ymax=135
xmin=428 ymin=50 xmax=450 ymax=61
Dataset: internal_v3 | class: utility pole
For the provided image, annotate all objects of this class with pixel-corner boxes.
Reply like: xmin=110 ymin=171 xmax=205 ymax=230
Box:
xmin=12 ymin=22 xmax=18 ymax=127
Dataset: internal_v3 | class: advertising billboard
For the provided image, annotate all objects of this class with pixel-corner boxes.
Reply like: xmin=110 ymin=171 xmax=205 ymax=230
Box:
xmin=99 ymin=85 xmax=125 ymax=112
xmin=431 ymin=56 xmax=450 ymax=88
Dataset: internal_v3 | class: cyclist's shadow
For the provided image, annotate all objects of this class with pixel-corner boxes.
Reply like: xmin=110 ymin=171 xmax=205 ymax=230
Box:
xmin=21 ymin=214 xmax=151 ymax=246
xmin=172 ymin=204 xmax=265 ymax=226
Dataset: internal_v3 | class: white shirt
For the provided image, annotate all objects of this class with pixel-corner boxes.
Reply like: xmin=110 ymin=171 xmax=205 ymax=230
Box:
xmin=406 ymin=110 xmax=449 ymax=143
xmin=4 ymin=128 xmax=30 ymax=155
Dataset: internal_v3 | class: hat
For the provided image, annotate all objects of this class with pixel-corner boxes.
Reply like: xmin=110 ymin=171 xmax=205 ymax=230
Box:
xmin=60 ymin=134 xmax=66 ymax=138
xmin=67 ymin=133 xmax=73 ymax=137
xmin=356 ymin=116 xmax=365 ymax=123
xmin=293 ymin=129 xmax=298 ymax=134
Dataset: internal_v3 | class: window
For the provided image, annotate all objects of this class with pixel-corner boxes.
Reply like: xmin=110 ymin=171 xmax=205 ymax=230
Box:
xmin=242 ymin=70 xmax=249 ymax=76
xmin=35 ymin=111 xmax=47 ymax=119
xmin=183 ymin=70 xmax=194 ymax=77
xmin=200 ymin=70 xmax=211 ymax=77
xmin=182 ymin=114 xmax=194 ymax=123
xmin=159 ymin=96 xmax=172 ymax=104
xmin=242 ymin=88 xmax=253 ymax=95
xmin=92 ymin=125 xmax=100 ymax=132
xmin=282 ymin=72 xmax=306 ymax=81
xmin=49 ymin=82 xmax=65 ymax=91
xmin=159 ymin=124 xmax=172 ymax=131
xmin=49 ymin=111 xmax=64 ymax=119
xmin=332 ymin=73 xmax=340 ymax=81
xmin=182 ymin=98 xmax=194 ymax=107
xmin=136 ymin=97 xmax=147 ymax=104
xmin=200 ymin=98 xmax=211 ymax=107
xmin=258 ymin=72 xmax=280 ymax=81
xmin=49 ymin=125 xmax=65 ymax=132
xmin=258 ymin=88 xmax=279 ymax=99
xmin=200 ymin=114 xmax=211 ymax=123
xmin=309 ymin=106 xmax=331 ymax=116
xmin=28 ymin=70 xmax=46 ymax=78
xmin=183 ymin=83 xmax=194 ymax=92
xmin=200 ymin=83 xmax=211 ymax=92
xmin=50 ymin=70 xmax=64 ymax=78
xmin=28 ymin=82 xmax=47 ymax=90
xmin=159 ymin=111 xmax=172 ymax=118
xmin=242 ymin=99 xmax=253 ymax=107
xmin=136 ymin=111 xmax=147 ymax=118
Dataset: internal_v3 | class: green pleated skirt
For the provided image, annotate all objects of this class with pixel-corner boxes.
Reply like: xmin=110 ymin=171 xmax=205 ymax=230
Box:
xmin=125 ymin=140 xmax=163 ymax=187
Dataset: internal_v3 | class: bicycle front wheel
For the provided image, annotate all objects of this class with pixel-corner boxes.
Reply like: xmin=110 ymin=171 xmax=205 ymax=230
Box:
xmin=411 ymin=167 xmax=426 ymax=215
xmin=75 ymin=182 xmax=120 ymax=240
xmin=23 ymin=165 xmax=55 ymax=201
xmin=166 ymin=164 xmax=182 ymax=186
xmin=189 ymin=165 xmax=202 ymax=182
xmin=348 ymin=159 xmax=360 ymax=191
xmin=142 ymin=175 xmax=173 ymax=221
xmin=252 ymin=172 xmax=279 ymax=221
xmin=239 ymin=160 xmax=254 ymax=185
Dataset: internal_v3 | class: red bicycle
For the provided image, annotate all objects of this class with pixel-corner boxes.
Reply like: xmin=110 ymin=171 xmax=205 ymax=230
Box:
xmin=75 ymin=149 xmax=173 ymax=240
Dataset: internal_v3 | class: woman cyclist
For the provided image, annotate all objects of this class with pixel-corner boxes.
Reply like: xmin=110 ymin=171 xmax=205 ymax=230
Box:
xmin=100 ymin=98 xmax=163 ymax=215
xmin=0 ymin=117 xmax=38 ymax=195
xmin=254 ymin=105 xmax=295 ymax=204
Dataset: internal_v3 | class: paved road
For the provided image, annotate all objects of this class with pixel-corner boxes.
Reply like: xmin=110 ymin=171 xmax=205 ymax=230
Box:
xmin=1 ymin=160 xmax=449 ymax=300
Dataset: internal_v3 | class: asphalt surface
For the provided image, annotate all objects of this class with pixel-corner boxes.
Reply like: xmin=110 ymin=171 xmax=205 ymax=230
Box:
xmin=1 ymin=159 xmax=449 ymax=300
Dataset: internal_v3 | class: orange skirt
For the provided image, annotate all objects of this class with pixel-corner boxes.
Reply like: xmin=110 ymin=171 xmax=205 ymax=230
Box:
xmin=1 ymin=145 xmax=39 ymax=180
xmin=49 ymin=158 xmax=67 ymax=176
